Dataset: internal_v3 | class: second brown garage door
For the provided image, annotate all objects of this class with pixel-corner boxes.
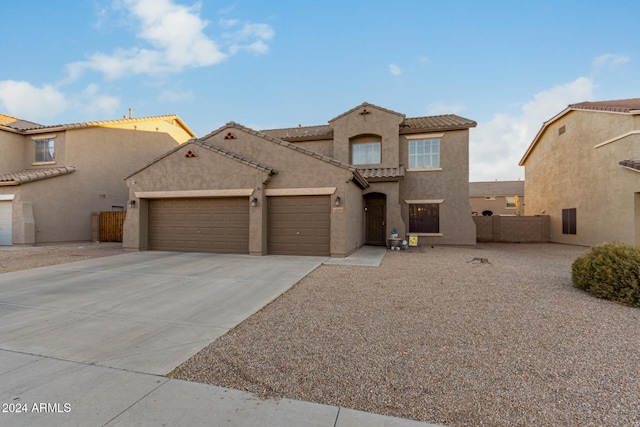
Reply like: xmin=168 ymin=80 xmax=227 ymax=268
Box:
xmin=267 ymin=195 xmax=330 ymax=256
xmin=148 ymin=197 xmax=249 ymax=253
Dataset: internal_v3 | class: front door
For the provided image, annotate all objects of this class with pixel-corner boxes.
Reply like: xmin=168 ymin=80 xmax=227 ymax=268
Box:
xmin=365 ymin=193 xmax=386 ymax=245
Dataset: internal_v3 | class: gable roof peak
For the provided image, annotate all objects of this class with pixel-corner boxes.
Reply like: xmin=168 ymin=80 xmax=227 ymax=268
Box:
xmin=329 ymin=102 xmax=406 ymax=123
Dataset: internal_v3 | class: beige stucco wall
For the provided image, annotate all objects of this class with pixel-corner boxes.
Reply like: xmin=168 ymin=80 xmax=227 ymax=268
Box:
xmin=330 ymin=107 xmax=404 ymax=168
xmin=123 ymin=142 xmax=268 ymax=253
xmin=523 ymin=110 xmax=640 ymax=246
xmin=399 ymin=129 xmax=476 ymax=245
xmin=101 ymin=117 xmax=193 ymax=144
xmin=125 ymin=132 xmax=364 ymax=257
xmin=4 ymin=124 xmax=189 ymax=244
xmin=290 ymin=139 xmax=334 ymax=158
xmin=0 ymin=130 xmax=26 ymax=171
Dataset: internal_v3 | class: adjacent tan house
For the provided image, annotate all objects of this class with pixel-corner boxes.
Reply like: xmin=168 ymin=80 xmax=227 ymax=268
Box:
xmin=123 ymin=103 xmax=477 ymax=256
xmin=0 ymin=114 xmax=195 ymax=245
xmin=469 ymin=180 xmax=524 ymax=216
xmin=519 ymin=98 xmax=640 ymax=246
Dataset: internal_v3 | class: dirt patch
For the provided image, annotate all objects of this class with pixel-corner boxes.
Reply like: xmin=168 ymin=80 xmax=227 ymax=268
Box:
xmin=0 ymin=242 xmax=126 ymax=274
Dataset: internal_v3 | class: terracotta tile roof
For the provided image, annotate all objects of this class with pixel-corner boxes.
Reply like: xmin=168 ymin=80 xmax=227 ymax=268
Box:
xmin=261 ymin=125 xmax=333 ymax=141
xmin=0 ymin=167 xmax=76 ymax=185
xmin=401 ymin=114 xmax=477 ymax=133
xmin=619 ymin=160 xmax=640 ymax=172
xmin=261 ymin=112 xmax=476 ymax=143
xmin=470 ymin=180 xmax=524 ymax=197
xmin=569 ymin=98 xmax=640 ymax=113
xmin=0 ymin=113 xmax=44 ymax=131
xmin=358 ymin=167 xmax=405 ymax=181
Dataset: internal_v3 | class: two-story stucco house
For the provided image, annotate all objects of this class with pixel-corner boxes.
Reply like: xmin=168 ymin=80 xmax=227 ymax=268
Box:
xmin=0 ymin=114 xmax=195 ymax=245
xmin=519 ymin=98 xmax=640 ymax=246
xmin=123 ymin=103 xmax=477 ymax=256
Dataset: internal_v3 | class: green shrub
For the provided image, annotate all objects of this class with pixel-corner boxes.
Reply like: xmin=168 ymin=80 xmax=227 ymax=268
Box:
xmin=571 ymin=243 xmax=640 ymax=307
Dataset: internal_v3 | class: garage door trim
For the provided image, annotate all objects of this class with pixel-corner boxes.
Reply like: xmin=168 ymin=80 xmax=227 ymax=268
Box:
xmin=265 ymin=187 xmax=336 ymax=197
xmin=136 ymin=189 xmax=254 ymax=199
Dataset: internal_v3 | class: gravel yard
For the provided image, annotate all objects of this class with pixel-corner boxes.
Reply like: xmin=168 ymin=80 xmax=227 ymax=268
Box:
xmin=0 ymin=242 xmax=125 ymax=273
xmin=169 ymin=243 xmax=640 ymax=427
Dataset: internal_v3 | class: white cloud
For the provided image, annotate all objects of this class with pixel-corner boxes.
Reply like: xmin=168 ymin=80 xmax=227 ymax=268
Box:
xmin=389 ymin=64 xmax=402 ymax=77
xmin=592 ymin=53 xmax=630 ymax=72
xmin=469 ymin=76 xmax=594 ymax=182
xmin=67 ymin=0 xmax=262 ymax=80
xmin=0 ymin=80 xmax=68 ymax=121
xmin=76 ymin=84 xmax=120 ymax=116
xmin=222 ymin=21 xmax=274 ymax=55
xmin=0 ymin=80 xmax=121 ymax=122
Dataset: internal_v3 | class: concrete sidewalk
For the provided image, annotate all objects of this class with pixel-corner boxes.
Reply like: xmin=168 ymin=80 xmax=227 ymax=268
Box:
xmin=0 ymin=248 xmax=441 ymax=426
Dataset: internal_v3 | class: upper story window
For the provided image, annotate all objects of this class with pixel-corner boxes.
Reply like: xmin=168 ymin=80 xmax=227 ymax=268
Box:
xmin=409 ymin=138 xmax=439 ymax=169
xmin=34 ymin=138 xmax=55 ymax=163
xmin=351 ymin=135 xmax=381 ymax=165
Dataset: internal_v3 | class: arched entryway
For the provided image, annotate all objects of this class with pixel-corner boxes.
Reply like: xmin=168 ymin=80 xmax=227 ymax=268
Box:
xmin=364 ymin=192 xmax=386 ymax=245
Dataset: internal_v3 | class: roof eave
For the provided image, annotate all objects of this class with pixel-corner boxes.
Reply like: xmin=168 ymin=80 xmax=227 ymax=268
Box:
xmin=401 ymin=123 xmax=477 ymax=134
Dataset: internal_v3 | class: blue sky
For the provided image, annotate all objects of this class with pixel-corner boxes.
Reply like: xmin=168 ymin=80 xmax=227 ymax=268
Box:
xmin=1 ymin=1 xmax=638 ymax=181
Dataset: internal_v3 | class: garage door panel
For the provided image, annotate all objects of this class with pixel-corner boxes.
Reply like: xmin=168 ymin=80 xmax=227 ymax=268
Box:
xmin=149 ymin=198 xmax=249 ymax=254
xmin=267 ymin=195 xmax=330 ymax=256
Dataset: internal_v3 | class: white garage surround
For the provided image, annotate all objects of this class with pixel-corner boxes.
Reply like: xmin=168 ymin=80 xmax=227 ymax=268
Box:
xmin=0 ymin=195 xmax=14 ymax=246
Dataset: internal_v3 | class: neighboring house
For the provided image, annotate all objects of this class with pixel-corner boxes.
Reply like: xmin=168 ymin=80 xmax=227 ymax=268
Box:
xmin=0 ymin=114 xmax=195 ymax=245
xmin=123 ymin=103 xmax=477 ymax=257
xmin=469 ymin=180 xmax=524 ymax=216
xmin=519 ymin=98 xmax=640 ymax=246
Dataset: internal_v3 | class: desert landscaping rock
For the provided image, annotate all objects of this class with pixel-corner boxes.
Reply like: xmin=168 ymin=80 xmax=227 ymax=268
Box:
xmin=170 ymin=244 xmax=640 ymax=427
xmin=0 ymin=242 xmax=125 ymax=273
xmin=3 ymin=242 xmax=639 ymax=426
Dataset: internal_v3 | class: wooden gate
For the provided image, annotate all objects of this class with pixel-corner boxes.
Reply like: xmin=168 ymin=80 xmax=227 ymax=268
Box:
xmin=99 ymin=211 xmax=126 ymax=242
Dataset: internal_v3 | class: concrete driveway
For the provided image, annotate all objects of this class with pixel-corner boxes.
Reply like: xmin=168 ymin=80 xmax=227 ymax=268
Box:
xmin=0 ymin=248 xmax=435 ymax=427
xmin=0 ymin=251 xmax=326 ymax=375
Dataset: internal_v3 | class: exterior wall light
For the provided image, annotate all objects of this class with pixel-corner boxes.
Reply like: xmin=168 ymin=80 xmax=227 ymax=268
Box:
xmin=251 ymin=197 xmax=258 ymax=207
xmin=335 ymin=196 xmax=341 ymax=206
xmin=128 ymin=199 xmax=136 ymax=208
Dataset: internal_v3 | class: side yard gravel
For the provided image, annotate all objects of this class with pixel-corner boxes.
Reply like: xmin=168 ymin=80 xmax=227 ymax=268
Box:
xmin=0 ymin=242 xmax=125 ymax=273
xmin=169 ymin=244 xmax=640 ymax=427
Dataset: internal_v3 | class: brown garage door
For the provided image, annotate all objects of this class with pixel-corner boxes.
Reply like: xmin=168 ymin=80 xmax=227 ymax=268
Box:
xmin=268 ymin=195 xmax=330 ymax=256
xmin=149 ymin=198 xmax=249 ymax=253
